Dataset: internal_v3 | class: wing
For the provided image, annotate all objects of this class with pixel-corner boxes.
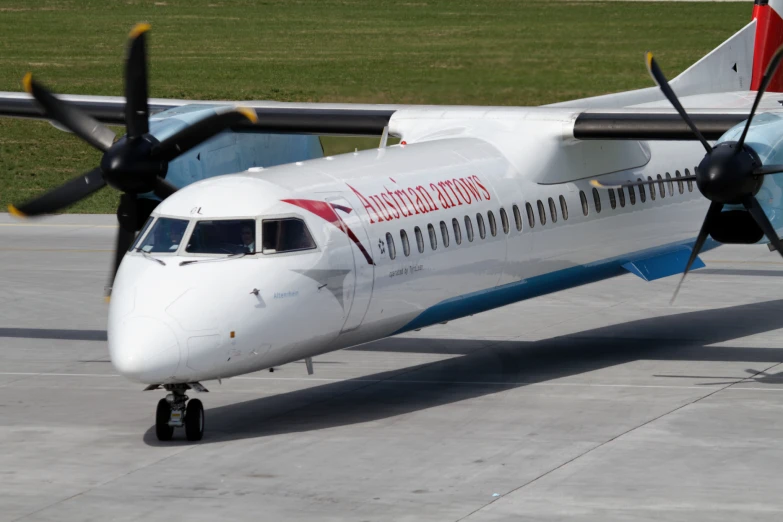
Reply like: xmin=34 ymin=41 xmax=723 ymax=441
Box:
xmin=0 ymin=91 xmax=399 ymax=136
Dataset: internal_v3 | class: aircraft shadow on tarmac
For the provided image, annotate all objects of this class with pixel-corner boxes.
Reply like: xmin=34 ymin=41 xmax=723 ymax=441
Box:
xmin=135 ymin=298 xmax=783 ymax=445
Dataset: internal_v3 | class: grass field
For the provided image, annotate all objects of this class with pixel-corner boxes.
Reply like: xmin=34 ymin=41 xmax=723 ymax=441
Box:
xmin=0 ymin=0 xmax=748 ymax=213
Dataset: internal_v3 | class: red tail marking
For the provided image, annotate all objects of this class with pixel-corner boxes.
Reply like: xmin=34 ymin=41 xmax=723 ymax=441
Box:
xmin=752 ymin=0 xmax=783 ymax=92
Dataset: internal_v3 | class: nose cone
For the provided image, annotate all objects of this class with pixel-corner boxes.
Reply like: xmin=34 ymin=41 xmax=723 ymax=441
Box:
xmin=109 ymin=316 xmax=181 ymax=383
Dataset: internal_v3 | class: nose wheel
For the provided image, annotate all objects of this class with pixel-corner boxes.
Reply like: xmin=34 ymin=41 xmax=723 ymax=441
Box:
xmin=151 ymin=383 xmax=207 ymax=442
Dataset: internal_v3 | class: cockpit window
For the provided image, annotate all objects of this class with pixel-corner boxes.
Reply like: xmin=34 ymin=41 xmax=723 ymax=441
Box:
xmin=130 ymin=217 xmax=154 ymax=252
xmin=137 ymin=217 xmax=189 ymax=253
xmin=261 ymin=218 xmax=316 ymax=254
xmin=186 ymin=219 xmax=256 ymax=254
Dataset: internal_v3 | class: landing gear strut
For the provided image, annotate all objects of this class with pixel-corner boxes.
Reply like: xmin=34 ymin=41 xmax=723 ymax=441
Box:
xmin=151 ymin=383 xmax=207 ymax=441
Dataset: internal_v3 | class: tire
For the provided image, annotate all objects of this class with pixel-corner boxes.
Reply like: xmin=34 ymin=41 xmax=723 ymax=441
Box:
xmin=155 ymin=398 xmax=174 ymax=441
xmin=185 ymin=398 xmax=204 ymax=442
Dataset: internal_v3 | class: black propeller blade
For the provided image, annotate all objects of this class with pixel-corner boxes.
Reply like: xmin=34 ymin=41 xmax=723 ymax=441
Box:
xmin=9 ymin=168 xmax=105 ymax=217
xmin=9 ymin=23 xmax=258 ymax=297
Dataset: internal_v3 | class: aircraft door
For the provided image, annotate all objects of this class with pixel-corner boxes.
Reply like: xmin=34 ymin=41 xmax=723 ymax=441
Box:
xmin=325 ymin=195 xmax=375 ymax=332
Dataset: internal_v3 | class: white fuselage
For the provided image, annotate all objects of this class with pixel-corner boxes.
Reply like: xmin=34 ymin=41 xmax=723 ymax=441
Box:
xmin=106 ymin=110 xmax=783 ymax=385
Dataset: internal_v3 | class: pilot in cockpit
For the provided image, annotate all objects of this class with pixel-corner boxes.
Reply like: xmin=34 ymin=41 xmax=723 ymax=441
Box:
xmin=241 ymin=224 xmax=255 ymax=253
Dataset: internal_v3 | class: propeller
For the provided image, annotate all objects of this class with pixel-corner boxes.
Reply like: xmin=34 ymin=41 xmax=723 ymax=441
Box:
xmin=593 ymin=48 xmax=783 ymax=302
xmin=9 ymin=23 xmax=258 ymax=296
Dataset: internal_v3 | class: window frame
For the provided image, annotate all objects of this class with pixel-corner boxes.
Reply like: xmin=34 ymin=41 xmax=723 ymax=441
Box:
xmin=580 ymin=190 xmax=589 ymax=216
xmin=500 ymin=207 xmax=510 ymax=234
xmin=647 ymin=176 xmax=656 ymax=200
xmin=386 ymin=232 xmax=397 ymax=260
xmin=537 ymin=200 xmax=547 ymax=225
xmin=617 ymin=187 xmax=625 ymax=208
xmin=464 ymin=215 xmax=475 ymax=242
xmin=592 ymin=187 xmax=602 ymax=213
xmin=440 ymin=220 xmax=450 ymax=247
xmin=427 ymin=223 xmax=438 ymax=250
xmin=608 ymin=188 xmax=617 ymax=209
xmin=414 ymin=226 xmax=425 ymax=253
xmin=637 ymin=178 xmax=646 ymax=202
xmin=675 ymin=170 xmax=684 ymax=194
xmin=259 ymin=216 xmax=317 ymax=256
xmin=400 ymin=229 xmax=411 ymax=257
xmin=513 ymin=204 xmax=523 ymax=231
xmin=477 ymin=213 xmax=487 ymax=239
xmin=452 ymin=218 xmax=462 ymax=245
xmin=525 ymin=202 xmax=535 ymax=228
xmin=559 ymin=195 xmax=569 ymax=220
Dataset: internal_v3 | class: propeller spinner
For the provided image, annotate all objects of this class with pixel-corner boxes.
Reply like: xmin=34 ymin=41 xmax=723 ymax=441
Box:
xmin=9 ymin=23 xmax=258 ymax=295
xmin=592 ymin=48 xmax=783 ymax=302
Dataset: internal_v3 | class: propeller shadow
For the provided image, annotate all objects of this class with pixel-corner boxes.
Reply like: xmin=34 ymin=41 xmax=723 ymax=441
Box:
xmin=143 ymin=298 xmax=783 ymax=446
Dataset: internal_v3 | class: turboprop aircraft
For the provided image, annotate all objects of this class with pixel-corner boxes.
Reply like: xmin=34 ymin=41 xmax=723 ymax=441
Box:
xmin=3 ymin=1 xmax=783 ymax=441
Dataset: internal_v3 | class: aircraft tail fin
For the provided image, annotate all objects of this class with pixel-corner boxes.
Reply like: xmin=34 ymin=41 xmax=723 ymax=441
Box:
xmin=550 ymin=6 xmax=762 ymax=109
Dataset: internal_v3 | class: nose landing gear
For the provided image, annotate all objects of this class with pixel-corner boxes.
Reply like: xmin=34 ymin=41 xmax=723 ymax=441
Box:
xmin=149 ymin=383 xmax=208 ymax=441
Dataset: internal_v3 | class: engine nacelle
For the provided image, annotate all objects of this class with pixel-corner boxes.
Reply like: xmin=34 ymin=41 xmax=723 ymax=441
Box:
xmin=709 ymin=210 xmax=764 ymax=244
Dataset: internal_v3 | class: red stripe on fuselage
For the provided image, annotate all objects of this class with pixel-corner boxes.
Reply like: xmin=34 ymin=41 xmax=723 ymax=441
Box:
xmin=282 ymin=199 xmax=375 ymax=265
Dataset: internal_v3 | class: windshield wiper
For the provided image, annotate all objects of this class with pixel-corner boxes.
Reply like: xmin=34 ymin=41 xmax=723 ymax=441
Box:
xmin=179 ymin=252 xmax=249 ymax=266
xmin=141 ymin=251 xmax=166 ymax=266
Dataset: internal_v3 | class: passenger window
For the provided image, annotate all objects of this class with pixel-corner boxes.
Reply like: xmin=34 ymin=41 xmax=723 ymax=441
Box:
xmin=428 ymin=223 xmax=437 ymax=250
xmin=537 ymin=200 xmax=547 ymax=225
xmin=400 ymin=229 xmax=410 ymax=257
xmin=548 ymin=197 xmax=557 ymax=223
xmin=477 ymin=213 xmax=486 ymax=238
xmin=525 ymin=203 xmax=535 ymax=228
xmin=592 ymin=187 xmax=602 ymax=213
xmin=648 ymin=176 xmax=656 ymax=200
xmin=665 ymin=172 xmax=674 ymax=196
xmin=628 ymin=185 xmax=636 ymax=205
xmin=580 ymin=190 xmax=589 ymax=216
xmin=637 ymin=178 xmax=646 ymax=202
xmin=452 ymin=218 xmax=462 ymax=245
xmin=488 ymin=211 xmax=498 ymax=236
xmin=144 ymin=217 xmax=190 ymax=253
xmin=559 ymin=195 xmax=568 ymax=220
xmin=656 ymin=174 xmax=665 ymax=198
xmin=414 ymin=226 xmax=425 ymax=253
xmin=440 ymin=220 xmax=450 ymax=247
xmin=608 ymin=189 xmax=617 ymax=210
xmin=617 ymin=187 xmax=625 ymax=207
xmin=500 ymin=207 xmax=510 ymax=234
xmin=260 ymin=218 xmax=316 ymax=254
xmin=513 ymin=204 xmax=523 ymax=231
xmin=675 ymin=170 xmax=684 ymax=194
xmin=385 ymin=232 xmax=396 ymax=260
xmin=465 ymin=216 xmax=474 ymax=242
xmin=685 ymin=168 xmax=693 ymax=192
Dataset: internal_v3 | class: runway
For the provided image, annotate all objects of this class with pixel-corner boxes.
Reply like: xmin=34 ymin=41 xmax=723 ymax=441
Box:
xmin=3 ymin=213 xmax=783 ymax=521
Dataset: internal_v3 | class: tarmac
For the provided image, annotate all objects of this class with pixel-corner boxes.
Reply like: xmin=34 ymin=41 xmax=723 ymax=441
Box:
xmin=2 ymin=213 xmax=783 ymax=521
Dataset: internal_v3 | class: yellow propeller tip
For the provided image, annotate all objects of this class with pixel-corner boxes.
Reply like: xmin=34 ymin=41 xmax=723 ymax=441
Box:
xmin=236 ymin=107 xmax=258 ymax=124
xmin=22 ymin=72 xmax=32 ymax=94
xmin=104 ymin=295 xmax=111 ymax=304
xmin=129 ymin=23 xmax=151 ymax=39
xmin=589 ymin=180 xmax=603 ymax=188
xmin=7 ymin=204 xmax=26 ymax=218
xmin=645 ymin=51 xmax=654 ymax=69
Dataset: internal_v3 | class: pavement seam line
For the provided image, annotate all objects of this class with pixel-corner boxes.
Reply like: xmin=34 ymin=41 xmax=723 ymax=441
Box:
xmin=455 ymin=361 xmax=783 ymax=522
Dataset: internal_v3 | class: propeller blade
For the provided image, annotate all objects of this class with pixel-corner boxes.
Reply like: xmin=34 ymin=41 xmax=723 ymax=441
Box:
xmin=737 ymin=45 xmax=783 ymax=149
xmin=153 ymin=177 xmax=178 ymax=199
xmin=752 ymin=164 xmax=783 ymax=176
xmin=8 ymin=167 xmax=106 ymax=217
xmin=108 ymin=194 xmax=140 ymax=297
xmin=671 ymin=201 xmax=724 ymax=304
xmin=646 ymin=52 xmax=712 ymax=154
xmin=590 ymin=175 xmax=696 ymax=191
xmin=23 ymin=74 xmax=116 ymax=152
xmin=154 ymin=107 xmax=259 ymax=162
xmin=742 ymin=195 xmax=783 ymax=259
xmin=125 ymin=23 xmax=151 ymax=139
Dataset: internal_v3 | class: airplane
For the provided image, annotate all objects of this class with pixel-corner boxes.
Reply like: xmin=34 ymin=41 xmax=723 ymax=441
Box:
xmin=2 ymin=1 xmax=783 ymax=442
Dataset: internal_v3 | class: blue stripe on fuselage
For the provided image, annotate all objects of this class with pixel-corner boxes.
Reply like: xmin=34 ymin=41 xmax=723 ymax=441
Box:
xmin=394 ymin=238 xmax=715 ymax=335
